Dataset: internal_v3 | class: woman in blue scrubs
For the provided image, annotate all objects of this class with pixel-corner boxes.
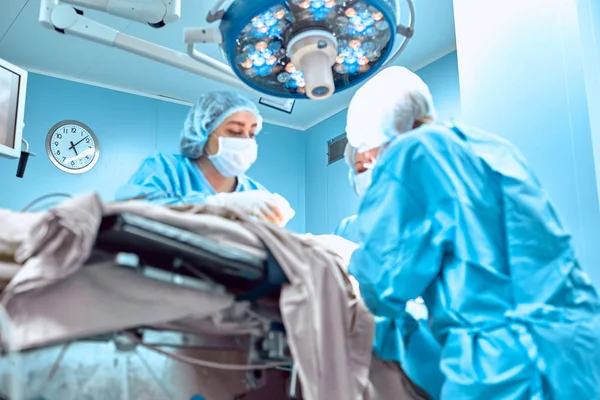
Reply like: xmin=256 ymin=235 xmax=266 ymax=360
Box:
xmin=116 ymin=91 xmax=287 ymax=224
xmin=345 ymin=66 xmax=600 ymax=399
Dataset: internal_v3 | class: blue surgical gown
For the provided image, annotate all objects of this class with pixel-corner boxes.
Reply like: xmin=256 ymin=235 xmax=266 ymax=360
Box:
xmin=115 ymin=153 xmax=266 ymax=204
xmin=334 ymin=214 xmax=444 ymax=399
xmin=333 ymin=214 xmax=361 ymax=244
xmin=349 ymin=123 xmax=600 ymax=399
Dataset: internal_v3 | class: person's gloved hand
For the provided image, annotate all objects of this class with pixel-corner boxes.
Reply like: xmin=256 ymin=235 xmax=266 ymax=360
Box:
xmin=272 ymin=193 xmax=295 ymax=226
xmin=206 ymin=191 xmax=294 ymax=227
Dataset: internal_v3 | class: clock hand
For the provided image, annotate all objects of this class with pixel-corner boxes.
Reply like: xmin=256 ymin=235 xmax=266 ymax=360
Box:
xmin=73 ymin=135 xmax=90 ymax=147
xmin=69 ymin=141 xmax=79 ymax=156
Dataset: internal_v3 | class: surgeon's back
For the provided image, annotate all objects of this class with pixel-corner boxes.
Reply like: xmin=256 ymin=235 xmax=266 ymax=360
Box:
xmin=352 ymin=122 xmax=600 ymax=399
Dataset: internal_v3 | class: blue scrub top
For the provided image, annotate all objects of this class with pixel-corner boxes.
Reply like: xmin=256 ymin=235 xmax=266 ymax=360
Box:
xmin=333 ymin=213 xmax=444 ymax=399
xmin=333 ymin=214 xmax=361 ymax=244
xmin=115 ymin=153 xmax=266 ymax=204
xmin=349 ymin=122 xmax=600 ymax=399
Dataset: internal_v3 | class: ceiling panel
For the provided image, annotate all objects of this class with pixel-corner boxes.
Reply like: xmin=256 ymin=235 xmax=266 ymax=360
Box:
xmin=79 ymin=48 xmax=189 ymax=97
xmin=0 ymin=0 xmax=28 ymax=41
xmin=170 ymin=72 xmax=250 ymax=103
xmin=0 ymin=0 xmax=131 ymax=77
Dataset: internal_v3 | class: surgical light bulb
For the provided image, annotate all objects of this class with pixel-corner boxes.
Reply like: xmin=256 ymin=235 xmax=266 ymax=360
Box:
xmin=345 ymin=8 xmax=357 ymax=17
xmin=354 ymin=2 xmax=367 ymax=12
xmin=334 ymin=64 xmax=347 ymax=74
xmin=274 ymin=9 xmax=286 ymax=19
xmin=372 ymin=12 xmax=383 ymax=21
xmin=375 ymin=20 xmax=389 ymax=30
xmin=252 ymin=16 xmax=262 ymax=27
xmin=285 ymin=63 xmax=296 ymax=73
xmin=277 ymin=72 xmax=290 ymax=82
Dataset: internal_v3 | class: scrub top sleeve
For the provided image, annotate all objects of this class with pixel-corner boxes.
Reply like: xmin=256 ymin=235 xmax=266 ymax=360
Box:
xmin=115 ymin=156 xmax=211 ymax=205
xmin=348 ymin=143 xmax=454 ymax=318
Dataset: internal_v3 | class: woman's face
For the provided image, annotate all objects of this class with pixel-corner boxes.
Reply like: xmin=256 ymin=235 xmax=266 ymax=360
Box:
xmin=205 ymin=111 xmax=258 ymax=155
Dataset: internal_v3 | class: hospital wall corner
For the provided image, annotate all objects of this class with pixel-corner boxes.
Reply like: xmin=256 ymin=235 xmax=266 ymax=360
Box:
xmin=0 ymin=73 xmax=307 ymax=233
xmin=453 ymin=0 xmax=600 ymax=286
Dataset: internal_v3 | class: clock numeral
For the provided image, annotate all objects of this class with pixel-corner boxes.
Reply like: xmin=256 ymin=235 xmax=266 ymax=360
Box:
xmin=56 ymin=150 xmax=60 ymax=155
xmin=71 ymin=127 xmax=76 ymax=133
xmin=85 ymin=155 xmax=90 ymax=160
xmin=62 ymin=157 xmax=66 ymax=162
xmin=57 ymin=134 xmax=62 ymax=139
xmin=63 ymin=128 xmax=67 ymax=134
xmin=86 ymin=137 xmax=90 ymax=144
xmin=70 ymin=161 xmax=75 ymax=166
xmin=54 ymin=141 xmax=59 ymax=146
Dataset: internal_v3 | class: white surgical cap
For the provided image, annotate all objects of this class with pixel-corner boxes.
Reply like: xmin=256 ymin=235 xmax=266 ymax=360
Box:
xmin=180 ymin=91 xmax=263 ymax=159
xmin=345 ymin=66 xmax=436 ymax=152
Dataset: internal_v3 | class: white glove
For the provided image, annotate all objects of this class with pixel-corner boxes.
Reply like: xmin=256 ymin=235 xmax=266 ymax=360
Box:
xmin=272 ymin=193 xmax=295 ymax=225
xmin=207 ymin=191 xmax=295 ymax=227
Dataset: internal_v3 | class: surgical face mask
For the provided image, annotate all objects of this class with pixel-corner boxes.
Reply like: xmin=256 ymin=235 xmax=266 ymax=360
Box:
xmin=351 ymin=162 xmax=376 ymax=197
xmin=207 ymin=136 xmax=258 ymax=177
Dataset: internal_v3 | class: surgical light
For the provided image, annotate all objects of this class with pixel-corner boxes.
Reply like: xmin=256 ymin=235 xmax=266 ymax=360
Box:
xmin=39 ymin=0 xmax=414 ymax=104
xmin=213 ymin=0 xmax=413 ymax=99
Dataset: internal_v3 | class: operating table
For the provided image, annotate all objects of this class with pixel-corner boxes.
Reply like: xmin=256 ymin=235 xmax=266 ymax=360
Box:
xmin=0 ymin=210 xmax=301 ymax=400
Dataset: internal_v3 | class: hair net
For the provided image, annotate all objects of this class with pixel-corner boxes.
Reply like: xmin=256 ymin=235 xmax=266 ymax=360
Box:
xmin=180 ymin=91 xmax=263 ymax=159
xmin=345 ymin=66 xmax=436 ymax=152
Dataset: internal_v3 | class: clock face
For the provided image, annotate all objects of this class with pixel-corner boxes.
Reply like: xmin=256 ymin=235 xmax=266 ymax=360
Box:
xmin=46 ymin=121 xmax=100 ymax=174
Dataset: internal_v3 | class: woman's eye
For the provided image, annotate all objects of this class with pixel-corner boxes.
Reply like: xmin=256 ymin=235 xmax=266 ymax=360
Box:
xmin=228 ymin=130 xmax=244 ymax=137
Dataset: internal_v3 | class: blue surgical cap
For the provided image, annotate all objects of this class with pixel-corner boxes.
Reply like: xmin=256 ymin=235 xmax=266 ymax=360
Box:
xmin=180 ymin=91 xmax=263 ymax=159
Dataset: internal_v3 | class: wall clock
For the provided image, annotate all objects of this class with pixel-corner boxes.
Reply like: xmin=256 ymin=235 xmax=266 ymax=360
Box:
xmin=45 ymin=120 xmax=100 ymax=174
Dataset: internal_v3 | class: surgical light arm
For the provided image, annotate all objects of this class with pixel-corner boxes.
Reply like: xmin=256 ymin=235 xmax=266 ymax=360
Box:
xmin=55 ymin=0 xmax=180 ymax=27
xmin=39 ymin=0 xmax=255 ymax=95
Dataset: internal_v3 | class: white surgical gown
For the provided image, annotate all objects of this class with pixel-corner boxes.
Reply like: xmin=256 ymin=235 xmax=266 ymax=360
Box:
xmin=349 ymin=123 xmax=600 ymax=399
xmin=115 ymin=153 xmax=266 ymax=204
xmin=334 ymin=214 xmax=444 ymax=399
